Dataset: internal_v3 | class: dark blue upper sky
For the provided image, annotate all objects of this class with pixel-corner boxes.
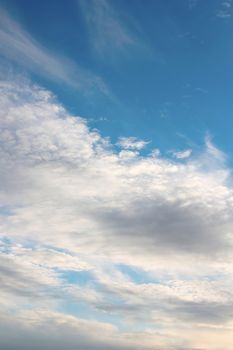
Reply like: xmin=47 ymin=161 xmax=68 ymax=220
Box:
xmin=1 ymin=0 xmax=233 ymax=158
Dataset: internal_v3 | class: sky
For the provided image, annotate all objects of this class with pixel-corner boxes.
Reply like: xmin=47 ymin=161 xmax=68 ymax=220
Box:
xmin=1 ymin=1 xmax=233 ymax=349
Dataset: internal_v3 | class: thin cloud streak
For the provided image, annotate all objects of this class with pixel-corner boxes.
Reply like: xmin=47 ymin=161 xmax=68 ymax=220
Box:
xmin=0 ymin=8 xmax=109 ymax=94
xmin=79 ymin=0 xmax=144 ymax=57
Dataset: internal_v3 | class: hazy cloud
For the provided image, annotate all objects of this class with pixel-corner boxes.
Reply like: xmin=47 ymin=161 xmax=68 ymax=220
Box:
xmin=0 ymin=8 xmax=108 ymax=94
xmin=79 ymin=0 xmax=141 ymax=57
xmin=216 ymin=0 xmax=232 ymax=18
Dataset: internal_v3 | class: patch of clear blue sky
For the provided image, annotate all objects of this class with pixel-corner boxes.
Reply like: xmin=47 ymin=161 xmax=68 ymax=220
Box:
xmin=1 ymin=0 xmax=233 ymax=161
xmin=117 ymin=264 xmax=160 ymax=284
xmin=60 ymin=270 xmax=94 ymax=286
xmin=0 ymin=206 xmax=14 ymax=216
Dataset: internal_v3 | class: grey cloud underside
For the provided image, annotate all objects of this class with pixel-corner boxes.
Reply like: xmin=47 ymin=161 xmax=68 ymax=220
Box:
xmin=2 ymin=245 xmax=233 ymax=328
xmin=0 ymin=255 xmax=60 ymax=301
xmin=92 ymin=296 xmax=233 ymax=325
xmin=0 ymin=317 xmax=145 ymax=350
xmin=0 ymin=310 xmax=209 ymax=350
xmin=90 ymin=198 xmax=231 ymax=256
xmin=172 ymin=300 xmax=233 ymax=324
xmin=88 ymin=275 xmax=233 ymax=325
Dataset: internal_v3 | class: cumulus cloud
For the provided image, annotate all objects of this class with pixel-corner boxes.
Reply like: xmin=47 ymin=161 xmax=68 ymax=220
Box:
xmin=117 ymin=136 xmax=150 ymax=150
xmin=1 ymin=78 xmax=233 ymax=349
xmin=1 ymin=79 xmax=232 ymax=260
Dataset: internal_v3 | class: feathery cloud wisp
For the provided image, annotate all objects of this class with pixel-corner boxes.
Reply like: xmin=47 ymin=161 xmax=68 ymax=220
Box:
xmin=0 ymin=9 xmax=108 ymax=94
xmin=79 ymin=0 xmax=141 ymax=57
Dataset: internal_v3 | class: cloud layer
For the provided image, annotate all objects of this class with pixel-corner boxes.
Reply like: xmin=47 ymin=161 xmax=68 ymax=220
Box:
xmin=1 ymin=78 xmax=233 ymax=349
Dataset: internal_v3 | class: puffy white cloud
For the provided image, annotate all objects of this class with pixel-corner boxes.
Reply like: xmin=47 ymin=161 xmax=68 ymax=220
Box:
xmin=1 ymin=78 xmax=233 ymax=349
xmin=117 ymin=136 xmax=149 ymax=150
xmin=1 ymin=79 xmax=232 ymax=261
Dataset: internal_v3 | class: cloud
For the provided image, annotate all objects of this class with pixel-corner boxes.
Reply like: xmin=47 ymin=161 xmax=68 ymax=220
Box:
xmin=188 ymin=0 xmax=199 ymax=10
xmin=1 ymin=78 xmax=233 ymax=349
xmin=0 ymin=309 xmax=147 ymax=350
xmin=0 ymin=8 xmax=108 ymax=94
xmin=216 ymin=0 xmax=232 ymax=18
xmin=1 ymin=78 xmax=233 ymax=262
xmin=2 ymin=307 xmax=231 ymax=350
xmin=172 ymin=149 xmax=192 ymax=159
xmin=117 ymin=136 xmax=150 ymax=150
xmin=79 ymin=0 xmax=140 ymax=57
xmin=91 ymin=271 xmax=233 ymax=326
xmin=205 ymin=134 xmax=226 ymax=162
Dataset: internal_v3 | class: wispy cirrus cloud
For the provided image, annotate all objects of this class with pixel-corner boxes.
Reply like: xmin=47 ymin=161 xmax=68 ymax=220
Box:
xmin=79 ymin=0 xmax=142 ymax=57
xmin=0 ymin=8 xmax=108 ymax=94
xmin=188 ymin=0 xmax=199 ymax=10
xmin=216 ymin=0 xmax=232 ymax=18
xmin=171 ymin=149 xmax=192 ymax=159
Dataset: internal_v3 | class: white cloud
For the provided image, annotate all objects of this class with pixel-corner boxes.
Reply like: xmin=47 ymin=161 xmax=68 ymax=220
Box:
xmin=117 ymin=136 xmax=149 ymax=150
xmin=205 ymin=134 xmax=226 ymax=162
xmin=172 ymin=149 xmax=192 ymax=159
xmin=1 ymin=78 xmax=233 ymax=261
xmin=119 ymin=149 xmax=139 ymax=159
xmin=1 ymin=78 xmax=233 ymax=349
xmin=11 ymin=245 xmax=92 ymax=271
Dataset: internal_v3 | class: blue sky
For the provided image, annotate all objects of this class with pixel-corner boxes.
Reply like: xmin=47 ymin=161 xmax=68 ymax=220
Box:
xmin=1 ymin=1 xmax=233 ymax=350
